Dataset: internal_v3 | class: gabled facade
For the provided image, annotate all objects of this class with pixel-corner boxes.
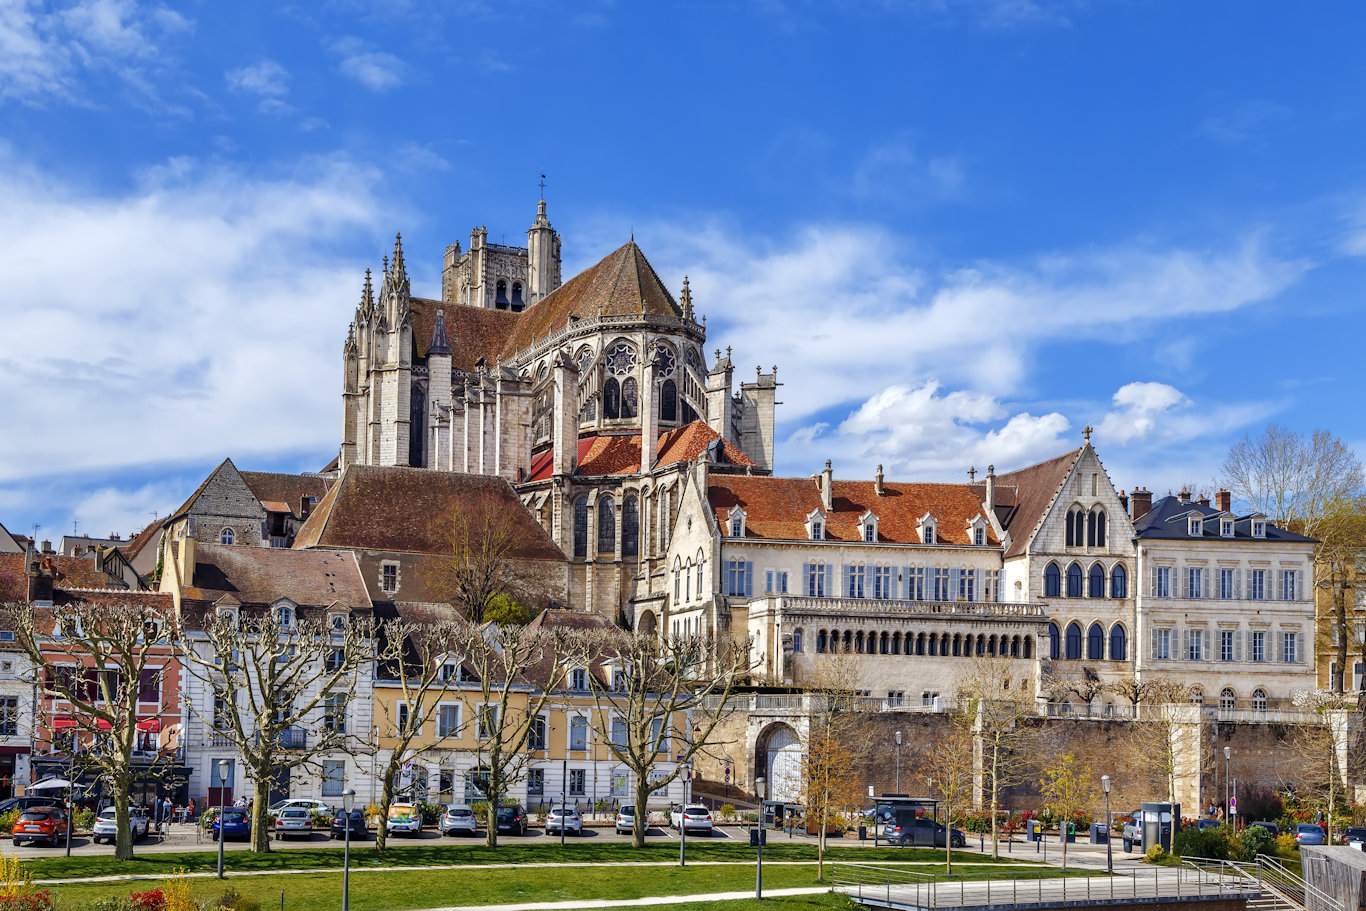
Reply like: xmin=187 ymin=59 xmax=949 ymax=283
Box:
xmin=163 ymin=459 xmax=331 ymax=551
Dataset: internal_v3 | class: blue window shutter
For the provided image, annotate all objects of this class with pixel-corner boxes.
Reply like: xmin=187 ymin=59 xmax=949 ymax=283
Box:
xmin=802 ymin=563 xmax=810 ymax=596
xmin=951 ymin=568 xmax=961 ymax=599
xmin=745 ymin=561 xmax=754 ymax=597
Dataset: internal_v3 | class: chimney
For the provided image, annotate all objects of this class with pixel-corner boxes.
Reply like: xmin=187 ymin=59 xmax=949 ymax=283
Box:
xmin=177 ymin=535 xmax=197 ymax=588
xmin=984 ymin=464 xmax=996 ymax=513
xmin=1178 ymin=487 xmax=1191 ymax=503
xmin=301 ymin=495 xmax=313 ymax=519
xmin=874 ymin=464 xmax=885 ymax=497
xmin=1197 ymin=493 xmax=1210 ymax=508
xmin=94 ymin=545 xmax=107 ymax=573
xmin=40 ymin=540 xmax=52 ymax=555
xmin=1216 ymin=489 xmax=1232 ymax=514
xmin=1131 ymin=487 xmax=1153 ymax=520
xmin=26 ymin=555 xmax=53 ymax=604
xmin=820 ymin=460 xmax=833 ymax=512
xmin=1119 ymin=489 xmax=1129 ymax=515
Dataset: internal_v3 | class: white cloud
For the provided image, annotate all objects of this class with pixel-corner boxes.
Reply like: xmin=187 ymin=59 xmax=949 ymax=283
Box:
xmin=0 ymin=149 xmax=383 ymax=485
xmin=331 ymin=38 xmax=404 ymax=91
xmin=70 ymin=481 xmax=185 ymax=541
xmin=0 ymin=0 xmax=192 ymax=105
xmin=1094 ymin=381 xmax=1275 ymax=448
xmin=226 ymin=59 xmax=291 ymax=114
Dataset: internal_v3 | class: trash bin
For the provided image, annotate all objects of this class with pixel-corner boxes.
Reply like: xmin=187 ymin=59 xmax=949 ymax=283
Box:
xmin=1090 ymin=823 xmax=1109 ymax=845
xmin=1027 ymin=820 xmax=1042 ymax=842
xmin=1059 ymin=822 xmax=1075 ymax=843
xmin=858 ymin=825 xmax=867 ymax=841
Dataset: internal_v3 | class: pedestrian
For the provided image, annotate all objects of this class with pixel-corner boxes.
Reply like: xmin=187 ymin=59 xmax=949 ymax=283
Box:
xmin=187 ymin=797 xmax=195 ymax=819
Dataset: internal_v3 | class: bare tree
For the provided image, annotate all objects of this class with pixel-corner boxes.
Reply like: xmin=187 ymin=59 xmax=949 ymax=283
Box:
xmin=1310 ymin=497 xmax=1366 ymax=694
xmin=1039 ymin=752 xmax=1097 ymax=869
xmin=581 ymin=630 xmax=752 ymax=848
xmin=458 ymin=619 xmax=570 ymax=847
xmin=1123 ymin=678 xmax=1196 ymax=806
xmin=1289 ymin=690 xmax=1360 ymax=843
xmin=957 ymin=654 xmax=1042 ymax=858
xmin=921 ymin=707 xmax=975 ymax=874
xmin=370 ymin=609 xmax=468 ymax=852
xmin=1221 ymin=425 xmax=1363 ymax=533
xmin=433 ymin=510 xmax=545 ymax=624
xmin=800 ymin=655 xmax=866 ymax=882
xmin=7 ymin=597 xmax=176 ymax=861
xmin=174 ymin=606 xmax=372 ymax=852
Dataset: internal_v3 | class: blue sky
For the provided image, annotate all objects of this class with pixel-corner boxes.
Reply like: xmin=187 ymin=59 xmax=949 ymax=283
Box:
xmin=3 ymin=0 xmax=1366 ymax=541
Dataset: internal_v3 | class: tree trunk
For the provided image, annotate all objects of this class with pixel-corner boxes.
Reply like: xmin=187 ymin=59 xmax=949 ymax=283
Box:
xmin=113 ymin=769 xmax=134 ymax=861
xmin=250 ymin=772 xmax=273 ymax=853
xmin=375 ymin=764 xmax=396 ymax=853
xmin=483 ymin=765 xmax=502 ymax=848
xmin=632 ymin=771 xmax=651 ymax=849
xmin=1334 ymin=583 xmax=1349 ymax=694
xmin=990 ymin=744 xmax=1000 ymax=860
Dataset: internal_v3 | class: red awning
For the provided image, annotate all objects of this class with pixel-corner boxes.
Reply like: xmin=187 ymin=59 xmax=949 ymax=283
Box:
xmin=52 ymin=718 xmax=112 ymax=731
xmin=135 ymin=719 xmax=160 ymax=733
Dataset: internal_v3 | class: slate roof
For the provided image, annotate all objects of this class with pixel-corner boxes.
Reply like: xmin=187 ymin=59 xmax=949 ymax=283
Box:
xmin=293 ymin=465 xmax=565 ymax=562
xmin=1133 ymin=495 xmax=1317 ymax=544
xmin=239 ymin=472 xmax=332 ymax=519
xmin=707 ymin=476 xmax=998 ymax=545
xmin=524 ymin=422 xmax=753 ymax=481
xmin=990 ymin=448 xmax=1083 ymax=558
xmin=180 ymin=543 xmax=372 ymax=608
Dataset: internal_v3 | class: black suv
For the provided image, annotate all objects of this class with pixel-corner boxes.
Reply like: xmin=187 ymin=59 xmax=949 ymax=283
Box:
xmin=496 ymin=804 xmax=528 ymax=836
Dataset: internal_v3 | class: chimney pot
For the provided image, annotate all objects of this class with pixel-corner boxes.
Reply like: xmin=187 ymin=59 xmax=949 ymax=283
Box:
xmin=874 ymin=464 xmax=885 ymax=497
xmin=1216 ymin=489 xmax=1232 ymax=514
xmin=820 ymin=460 xmax=833 ymax=512
xmin=1178 ymin=487 xmax=1191 ymax=502
xmin=1197 ymin=494 xmax=1210 ymax=508
xmin=1119 ymin=489 xmax=1129 ymax=514
xmin=1131 ymin=487 xmax=1154 ymax=521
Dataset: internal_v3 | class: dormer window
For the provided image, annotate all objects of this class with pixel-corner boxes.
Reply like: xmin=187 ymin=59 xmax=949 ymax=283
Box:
xmin=727 ymin=506 xmax=747 ymax=538
xmin=1189 ymin=517 xmax=1203 ymax=537
xmin=917 ymin=512 xmax=937 ymax=545
xmin=328 ymin=613 xmax=347 ymax=632
xmin=1221 ymin=520 xmax=1234 ymax=537
xmin=569 ymin=667 xmax=588 ymax=691
xmin=859 ymin=511 xmax=878 ymax=543
xmin=1251 ymin=517 xmax=1267 ymax=538
xmin=967 ymin=515 xmax=989 ymax=547
xmin=806 ymin=509 xmax=826 ymax=542
xmin=276 ymin=604 xmax=293 ymax=627
xmin=975 ymin=527 xmax=985 ymax=546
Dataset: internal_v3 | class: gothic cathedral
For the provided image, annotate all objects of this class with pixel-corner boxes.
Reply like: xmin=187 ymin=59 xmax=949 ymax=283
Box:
xmin=340 ymin=198 xmax=779 ymax=621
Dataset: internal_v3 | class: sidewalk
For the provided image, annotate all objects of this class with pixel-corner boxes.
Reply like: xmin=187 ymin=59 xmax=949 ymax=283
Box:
xmin=422 ymin=887 xmax=828 ymax=911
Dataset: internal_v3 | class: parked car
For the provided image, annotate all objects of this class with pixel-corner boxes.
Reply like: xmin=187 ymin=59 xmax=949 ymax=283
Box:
xmin=1249 ymin=821 xmax=1281 ymax=837
xmin=669 ymin=805 xmax=714 ymax=835
xmin=13 ymin=807 xmax=69 ymax=847
xmin=880 ymin=817 xmax=965 ymax=848
xmin=545 ymin=806 xmax=582 ymax=836
xmin=1195 ymin=819 xmax=1223 ymax=831
xmin=269 ymin=798 xmax=331 ymax=818
xmin=93 ymin=806 xmax=150 ymax=844
xmin=330 ymin=809 xmax=368 ymax=840
xmin=386 ymin=804 xmax=423 ymax=837
xmin=615 ymin=805 xmax=636 ymax=835
xmin=0 ymin=796 xmax=63 ymax=816
xmin=274 ymin=807 xmax=313 ymax=839
xmin=212 ymin=807 xmax=251 ymax=841
xmin=1296 ymin=824 xmax=1326 ymax=846
xmin=1122 ymin=809 xmax=1174 ymax=853
xmin=441 ymin=805 xmax=479 ymax=837
xmin=1342 ymin=826 xmax=1366 ymax=848
xmin=496 ymin=804 xmax=528 ymax=836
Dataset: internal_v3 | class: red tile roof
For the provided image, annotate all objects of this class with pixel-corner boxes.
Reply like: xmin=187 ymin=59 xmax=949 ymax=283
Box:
xmin=293 ymin=464 xmax=565 ymax=562
xmin=0 ymin=553 xmax=132 ymax=592
xmin=525 ymin=422 xmax=754 ymax=481
xmin=990 ymin=448 xmax=1082 ymax=558
xmin=707 ymin=476 xmax=998 ymax=546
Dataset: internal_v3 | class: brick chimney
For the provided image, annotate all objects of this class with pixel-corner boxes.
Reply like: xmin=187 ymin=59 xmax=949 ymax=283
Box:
xmin=1216 ymin=489 xmax=1232 ymax=513
xmin=177 ymin=535 xmax=197 ymax=588
xmin=820 ymin=460 xmax=833 ymax=512
xmin=874 ymin=464 xmax=885 ymax=497
xmin=94 ymin=545 xmax=107 ymax=574
xmin=26 ymin=548 xmax=54 ymax=603
xmin=1131 ymin=487 xmax=1153 ymax=520
xmin=1197 ymin=493 xmax=1210 ymax=508
xmin=1178 ymin=487 xmax=1191 ymax=502
xmin=984 ymin=464 xmax=996 ymax=513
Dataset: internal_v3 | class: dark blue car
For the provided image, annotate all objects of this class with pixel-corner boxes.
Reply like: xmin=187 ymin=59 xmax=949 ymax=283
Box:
xmin=213 ymin=807 xmax=251 ymax=841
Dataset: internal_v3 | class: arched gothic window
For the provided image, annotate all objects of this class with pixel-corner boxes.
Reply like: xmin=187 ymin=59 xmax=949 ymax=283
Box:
xmin=1048 ymin=622 xmax=1060 ymax=660
xmin=1066 ymin=508 xmax=1085 ymax=546
xmin=603 ymin=378 xmax=621 ymax=419
xmin=1219 ymin=688 xmax=1235 ymax=718
xmin=660 ymin=379 xmax=678 ymax=422
xmin=816 ymin=630 xmax=827 ymax=653
xmin=495 ymin=279 xmax=510 ymax=309
xmin=1109 ymin=624 xmax=1127 ymax=661
xmin=1066 ymin=563 xmax=1083 ymax=598
xmin=1252 ymin=688 xmax=1268 ymax=714
xmin=597 ymin=497 xmax=616 ymax=553
xmin=1023 ymin=636 xmax=1033 ymax=659
xmin=620 ymin=377 xmax=639 ymax=419
xmin=1111 ymin=564 xmax=1127 ymax=599
xmin=1044 ymin=563 xmax=1061 ymax=597
xmin=1092 ymin=509 xmax=1107 ymax=546
xmin=1087 ymin=623 xmax=1104 ymax=659
xmin=510 ymin=282 xmax=525 ymax=311
xmin=695 ymin=552 xmax=704 ymax=594
xmin=220 ymin=527 xmax=235 ymax=545
xmin=1065 ymin=621 xmax=1083 ymax=660
xmin=622 ymin=496 xmax=639 ymax=556
xmin=1089 ymin=563 xmax=1105 ymax=598
xmin=573 ymin=498 xmax=588 ymax=559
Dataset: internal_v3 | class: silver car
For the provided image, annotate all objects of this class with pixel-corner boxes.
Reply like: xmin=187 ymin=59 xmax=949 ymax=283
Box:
xmin=441 ymin=804 xmax=478 ymax=837
xmin=544 ymin=805 xmax=581 ymax=836
xmin=274 ymin=807 xmax=313 ymax=839
xmin=670 ymin=804 xmax=714 ymax=835
xmin=93 ymin=806 xmax=149 ymax=844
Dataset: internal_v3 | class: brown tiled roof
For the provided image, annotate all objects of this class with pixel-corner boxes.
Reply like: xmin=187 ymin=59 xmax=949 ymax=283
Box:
xmin=992 ymin=448 xmax=1082 ymax=558
xmin=707 ymin=476 xmax=998 ymax=546
xmin=656 ymin=422 xmax=754 ymax=469
xmin=239 ymin=472 xmax=331 ymax=519
xmin=411 ymin=297 xmax=522 ymax=370
xmin=0 ymin=553 xmax=131 ymax=592
xmin=579 ymin=435 xmax=646 ymax=476
xmin=183 ymin=543 xmax=371 ymax=608
xmin=526 ymin=422 xmax=755 ymax=481
xmin=54 ymin=589 xmax=174 ymax=610
xmin=293 ymin=465 xmax=565 ymax=562
xmin=122 ymin=519 xmax=163 ymax=561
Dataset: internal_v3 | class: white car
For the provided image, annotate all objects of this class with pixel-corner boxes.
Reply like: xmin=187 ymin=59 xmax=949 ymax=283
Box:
xmin=93 ymin=806 xmax=150 ymax=844
xmin=387 ymin=803 xmax=423 ymax=837
xmin=274 ymin=807 xmax=313 ymax=839
xmin=269 ymin=798 xmax=331 ymax=818
xmin=615 ymin=805 xmax=637 ymax=835
xmin=544 ymin=805 xmax=582 ymax=836
xmin=670 ymin=804 xmax=714 ymax=835
xmin=441 ymin=804 xmax=478 ymax=837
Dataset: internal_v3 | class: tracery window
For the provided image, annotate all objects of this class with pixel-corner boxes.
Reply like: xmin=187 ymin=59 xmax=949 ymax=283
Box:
xmin=605 ymin=343 xmax=638 ymax=375
xmin=654 ymin=344 xmax=676 ymax=376
xmin=604 ymin=378 xmax=621 ymax=419
xmin=573 ymin=497 xmax=588 ymax=558
xmin=660 ymin=379 xmax=678 ymax=422
xmin=597 ymin=497 xmax=616 ymax=553
xmin=620 ymin=377 xmax=639 ymax=419
xmin=622 ymin=496 xmax=639 ymax=556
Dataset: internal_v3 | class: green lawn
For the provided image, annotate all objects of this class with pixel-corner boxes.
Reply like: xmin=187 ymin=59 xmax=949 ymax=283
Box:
xmin=26 ymin=842 xmax=1030 ymax=881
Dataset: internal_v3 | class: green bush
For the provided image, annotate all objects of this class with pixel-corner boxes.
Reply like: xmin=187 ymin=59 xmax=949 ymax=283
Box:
xmin=718 ymin=804 xmax=737 ymax=822
xmin=418 ymin=803 xmax=443 ymax=826
xmin=1241 ymin=825 xmax=1275 ymax=858
xmin=308 ymin=810 xmax=332 ymax=829
xmin=1145 ymin=844 xmax=1166 ymax=864
xmin=1174 ymin=825 xmax=1233 ymax=860
xmin=201 ymin=807 xmax=219 ymax=830
xmin=0 ymin=809 xmax=18 ymax=834
xmin=1274 ymin=833 xmax=1298 ymax=856
xmin=210 ymin=888 xmax=261 ymax=911
xmin=74 ymin=808 xmax=95 ymax=831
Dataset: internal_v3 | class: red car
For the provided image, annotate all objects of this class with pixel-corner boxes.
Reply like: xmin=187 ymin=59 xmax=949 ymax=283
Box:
xmin=13 ymin=807 xmax=69 ymax=847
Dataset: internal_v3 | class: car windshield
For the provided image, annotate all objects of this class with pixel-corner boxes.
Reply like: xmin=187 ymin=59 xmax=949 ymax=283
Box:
xmin=99 ymin=808 xmax=116 ymax=819
xmin=447 ymin=808 xmax=473 ymax=817
xmin=20 ymin=811 xmax=54 ymax=821
xmin=497 ymin=807 xmax=517 ymax=817
xmin=269 ymin=800 xmax=289 ymax=810
xmin=684 ymin=806 xmax=708 ymax=814
xmin=619 ymin=806 xmax=634 ymax=816
xmin=336 ymin=810 xmax=363 ymax=819
xmin=223 ymin=810 xmax=247 ymax=820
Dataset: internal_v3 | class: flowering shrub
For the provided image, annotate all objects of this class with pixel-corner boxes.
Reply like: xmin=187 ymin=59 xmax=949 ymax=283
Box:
xmin=0 ymin=892 xmax=54 ymax=911
xmin=0 ymin=812 xmax=18 ymax=836
xmin=131 ymin=889 xmax=166 ymax=911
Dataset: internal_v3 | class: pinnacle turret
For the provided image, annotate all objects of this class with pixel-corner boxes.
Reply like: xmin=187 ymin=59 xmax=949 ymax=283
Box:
xmin=429 ymin=307 xmax=452 ymax=356
xmin=390 ymin=232 xmax=407 ymax=283
xmin=361 ymin=268 xmax=374 ymax=313
xmin=681 ymin=276 xmax=693 ymax=320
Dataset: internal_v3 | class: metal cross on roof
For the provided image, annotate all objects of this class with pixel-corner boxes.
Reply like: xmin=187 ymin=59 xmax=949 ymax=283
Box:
xmin=1083 ymin=425 xmax=1093 ymax=443
xmin=539 ymin=172 xmax=546 ymax=199
xmin=967 ymin=466 xmax=976 ymax=481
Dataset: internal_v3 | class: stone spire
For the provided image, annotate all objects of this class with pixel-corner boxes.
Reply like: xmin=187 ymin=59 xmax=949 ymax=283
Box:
xmin=361 ymin=268 xmax=374 ymax=314
xmin=388 ymin=233 xmax=408 ymax=287
xmin=681 ymin=276 xmax=694 ymax=320
xmin=429 ymin=307 xmax=452 ymax=356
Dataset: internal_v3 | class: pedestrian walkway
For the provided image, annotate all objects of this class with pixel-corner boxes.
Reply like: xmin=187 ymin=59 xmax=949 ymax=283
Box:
xmin=421 ymin=887 xmax=829 ymax=911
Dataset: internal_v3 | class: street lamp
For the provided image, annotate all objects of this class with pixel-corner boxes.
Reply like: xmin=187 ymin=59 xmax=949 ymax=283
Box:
xmin=894 ymin=731 xmax=903 ymax=793
xmin=1101 ymin=775 xmax=1112 ymax=874
xmin=754 ymin=776 xmax=766 ymax=900
xmin=1223 ymin=747 xmax=1232 ymax=829
xmin=342 ymin=788 xmax=356 ymax=911
xmin=216 ymin=759 xmax=230 ymax=879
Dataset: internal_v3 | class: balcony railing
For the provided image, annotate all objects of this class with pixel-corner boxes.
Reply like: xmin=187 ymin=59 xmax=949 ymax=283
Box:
xmin=256 ymin=727 xmax=307 ymax=749
xmin=701 ymin=693 xmax=957 ymax=715
xmin=767 ymin=595 xmax=1047 ymax=621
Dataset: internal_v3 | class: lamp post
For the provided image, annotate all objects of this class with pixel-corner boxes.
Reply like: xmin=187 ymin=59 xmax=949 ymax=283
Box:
xmin=894 ymin=731 xmax=902 ymax=793
xmin=216 ymin=759 xmax=230 ymax=879
xmin=342 ymin=788 xmax=355 ymax=911
xmin=1101 ymin=775 xmax=1112 ymax=874
xmin=754 ymin=776 xmax=766 ymax=900
xmin=1223 ymin=747 xmax=1232 ymax=828
xmin=65 ymin=748 xmax=74 ymax=858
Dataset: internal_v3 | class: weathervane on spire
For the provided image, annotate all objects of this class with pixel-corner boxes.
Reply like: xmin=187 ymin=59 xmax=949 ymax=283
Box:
xmin=539 ymin=172 xmax=546 ymax=200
